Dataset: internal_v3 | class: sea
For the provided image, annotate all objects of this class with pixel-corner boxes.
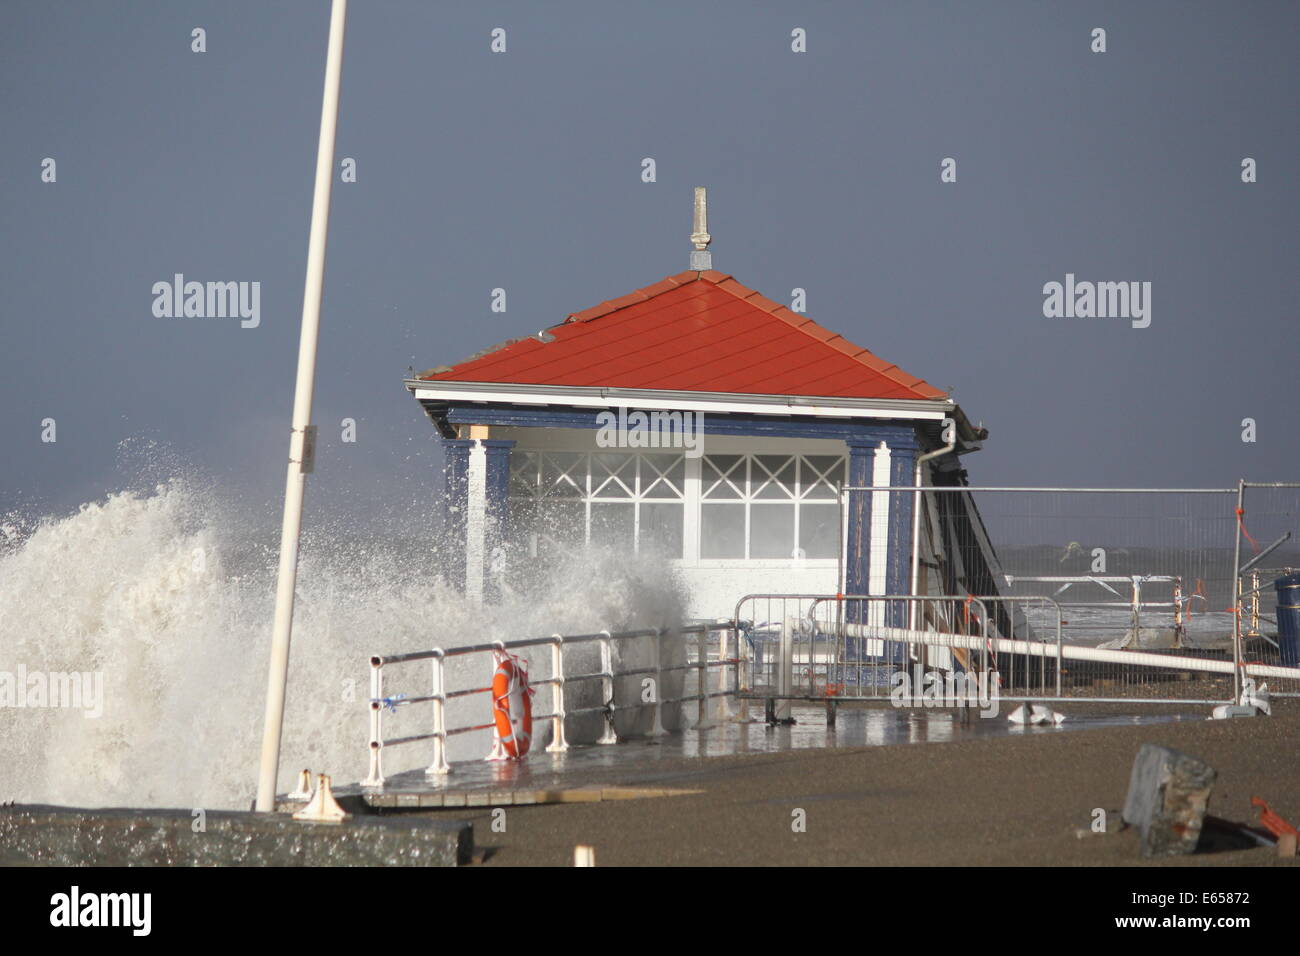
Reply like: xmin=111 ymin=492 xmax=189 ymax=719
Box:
xmin=0 ymin=476 xmax=685 ymax=810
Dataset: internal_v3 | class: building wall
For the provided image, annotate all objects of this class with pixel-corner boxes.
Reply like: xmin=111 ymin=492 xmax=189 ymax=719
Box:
xmin=490 ymin=426 xmax=908 ymax=621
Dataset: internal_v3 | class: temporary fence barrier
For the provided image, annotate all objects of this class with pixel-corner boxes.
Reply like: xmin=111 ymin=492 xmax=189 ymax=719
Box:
xmin=734 ymin=592 xmax=1300 ymax=712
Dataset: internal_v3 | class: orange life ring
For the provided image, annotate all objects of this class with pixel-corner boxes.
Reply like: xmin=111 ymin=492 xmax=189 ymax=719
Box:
xmin=491 ymin=655 xmax=533 ymax=759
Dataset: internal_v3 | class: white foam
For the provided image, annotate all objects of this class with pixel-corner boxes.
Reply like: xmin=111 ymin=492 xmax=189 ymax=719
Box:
xmin=0 ymin=480 xmax=686 ymax=809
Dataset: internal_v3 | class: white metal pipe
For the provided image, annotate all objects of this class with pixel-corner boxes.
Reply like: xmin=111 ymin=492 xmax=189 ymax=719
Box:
xmin=427 ymin=652 xmax=450 ymax=775
xmin=1173 ymin=578 xmax=1184 ymax=636
xmin=649 ymin=628 xmax=666 ymax=737
xmin=776 ymin=619 xmax=794 ymax=721
xmin=696 ymin=630 xmax=709 ymax=728
xmin=486 ymin=643 xmax=507 ymax=761
xmin=1006 ymin=575 xmax=1181 ymax=584
xmin=844 ymin=486 xmax=1238 ymax=494
xmin=363 ymin=661 xmax=383 ymax=788
xmin=839 ymin=621 xmax=1300 ymax=681
xmin=908 ymin=429 xmax=956 ymax=631
xmin=598 ymin=631 xmax=618 ymax=744
xmin=715 ymin=626 xmax=731 ymax=721
xmin=546 ymin=635 xmax=568 ymax=753
xmin=255 ymin=0 xmax=348 ymax=812
xmin=1239 ymin=532 xmax=1292 ymax=576
xmin=1232 ymin=480 xmax=1245 ymax=700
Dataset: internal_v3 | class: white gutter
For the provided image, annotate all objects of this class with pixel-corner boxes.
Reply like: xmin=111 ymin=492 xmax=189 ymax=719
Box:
xmin=406 ymin=379 xmax=954 ymax=422
xmin=908 ymin=424 xmax=957 ymax=629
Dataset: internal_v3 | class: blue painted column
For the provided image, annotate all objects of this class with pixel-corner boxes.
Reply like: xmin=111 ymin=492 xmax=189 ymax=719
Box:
xmin=441 ymin=439 xmax=475 ymax=591
xmin=844 ymin=439 xmax=878 ymax=613
xmin=885 ymin=436 xmax=918 ymax=638
xmin=481 ymin=439 xmax=516 ymax=604
xmin=844 ymin=439 xmax=879 ymax=683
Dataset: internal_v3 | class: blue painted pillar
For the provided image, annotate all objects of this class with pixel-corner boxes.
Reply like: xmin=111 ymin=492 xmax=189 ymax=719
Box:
xmin=844 ymin=439 xmax=878 ymax=617
xmin=481 ymin=439 xmax=515 ymax=604
xmin=885 ymin=437 xmax=918 ymax=635
xmin=441 ymin=438 xmax=475 ymax=591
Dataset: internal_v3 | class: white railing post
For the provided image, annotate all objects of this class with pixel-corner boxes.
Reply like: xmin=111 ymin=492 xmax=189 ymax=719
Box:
xmin=733 ymin=620 xmax=749 ymax=726
xmin=547 ymin=634 xmax=568 ymax=753
xmin=1173 ymin=576 xmax=1184 ymax=641
xmin=1054 ymin=600 xmax=1064 ymax=697
xmin=363 ymin=657 xmax=384 ymax=787
xmin=775 ymin=618 xmax=794 ymax=722
xmin=426 ymin=650 xmax=451 ymax=775
xmin=1131 ymin=575 xmax=1142 ymax=638
xmin=648 ymin=628 xmax=666 ymax=737
xmin=487 ymin=642 xmax=508 ymax=761
xmin=695 ymin=629 xmax=710 ymax=729
xmin=714 ymin=625 xmax=731 ymax=722
xmin=743 ymin=621 xmax=754 ymax=697
xmin=598 ymin=630 xmax=618 ymax=744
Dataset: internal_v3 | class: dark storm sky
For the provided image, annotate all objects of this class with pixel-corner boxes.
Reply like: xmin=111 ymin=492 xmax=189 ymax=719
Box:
xmin=1 ymin=0 xmax=1295 ymax=520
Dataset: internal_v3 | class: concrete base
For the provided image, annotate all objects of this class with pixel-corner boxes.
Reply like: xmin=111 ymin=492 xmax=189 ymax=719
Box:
xmin=1211 ymin=704 xmax=1260 ymax=719
xmin=0 ymin=804 xmax=473 ymax=867
xmin=1121 ymin=744 xmax=1216 ymax=857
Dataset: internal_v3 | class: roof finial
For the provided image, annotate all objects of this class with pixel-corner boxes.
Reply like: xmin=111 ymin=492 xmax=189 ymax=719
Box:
xmin=689 ymin=186 xmax=712 ymax=271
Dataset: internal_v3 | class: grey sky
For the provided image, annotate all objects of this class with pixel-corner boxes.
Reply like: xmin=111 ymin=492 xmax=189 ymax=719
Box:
xmin=1 ymin=0 xmax=1295 ymax=522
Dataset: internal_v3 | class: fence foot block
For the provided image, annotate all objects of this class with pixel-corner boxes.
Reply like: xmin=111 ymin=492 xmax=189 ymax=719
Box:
xmin=1122 ymin=743 xmax=1216 ymax=858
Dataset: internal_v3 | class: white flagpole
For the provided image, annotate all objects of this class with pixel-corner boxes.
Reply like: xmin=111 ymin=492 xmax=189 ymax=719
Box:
xmin=255 ymin=0 xmax=348 ymax=813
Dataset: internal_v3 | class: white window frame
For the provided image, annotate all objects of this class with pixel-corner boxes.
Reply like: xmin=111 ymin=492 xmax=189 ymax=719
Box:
xmin=694 ymin=452 xmax=845 ymax=567
xmin=506 ymin=444 xmax=846 ymax=569
xmin=509 ymin=450 xmax=686 ymax=557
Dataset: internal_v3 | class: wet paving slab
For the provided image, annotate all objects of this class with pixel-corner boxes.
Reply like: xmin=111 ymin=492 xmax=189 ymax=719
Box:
xmin=341 ymin=703 xmax=1200 ymax=809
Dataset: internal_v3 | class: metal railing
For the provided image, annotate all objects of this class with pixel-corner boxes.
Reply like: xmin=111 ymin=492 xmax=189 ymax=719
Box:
xmin=1001 ymin=574 xmax=1186 ymax=644
xmin=733 ymin=593 xmax=1064 ymax=707
xmin=363 ymin=623 xmax=740 ymax=787
xmin=734 ymin=592 xmax=1300 ymax=711
xmin=1234 ymin=482 xmax=1300 ymax=698
xmin=827 ymin=482 xmax=1300 ymax=701
xmin=1238 ymin=564 xmax=1300 ymax=698
xmin=1243 ymin=567 xmax=1298 ymax=641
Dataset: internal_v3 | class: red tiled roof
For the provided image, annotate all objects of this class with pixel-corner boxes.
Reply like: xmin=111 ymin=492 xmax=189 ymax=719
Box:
xmin=418 ymin=270 xmax=947 ymax=401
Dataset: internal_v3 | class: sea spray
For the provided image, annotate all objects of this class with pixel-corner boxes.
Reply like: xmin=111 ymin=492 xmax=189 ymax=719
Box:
xmin=0 ymin=480 xmax=686 ymax=809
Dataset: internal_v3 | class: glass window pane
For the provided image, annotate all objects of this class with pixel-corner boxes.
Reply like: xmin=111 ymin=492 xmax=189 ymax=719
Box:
xmin=591 ymin=452 xmax=634 ymax=498
xmin=640 ymin=455 xmax=685 ymax=498
xmin=801 ymin=456 xmax=845 ymax=499
xmin=508 ymin=451 xmax=540 ymax=498
xmin=805 ymin=455 xmax=843 ymax=477
xmin=638 ymin=502 xmax=684 ymax=558
xmin=702 ymin=456 xmax=743 ymax=500
xmin=701 ymin=504 xmax=745 ymax=558
xmin=749 ymin=503 xmax=796 ymax=558
xmin=590 ymin=502 xmax=634 ymax=552
xmin=521 ymin=499 xmax=585 ymax=558
xmin=756 ymin=454 xmax=793 ymax=474
xmin=753 ymin=456 xmax=795 ymax=499
xmin=542 ymin=452 xmax=585 ymax=498
xmin=798 ymin=503 xmax=840 ymax=559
